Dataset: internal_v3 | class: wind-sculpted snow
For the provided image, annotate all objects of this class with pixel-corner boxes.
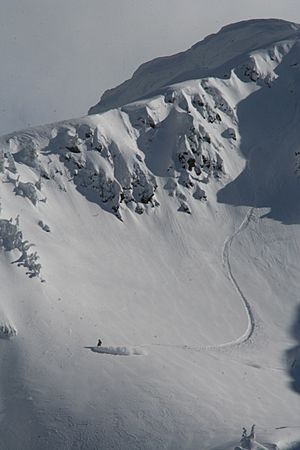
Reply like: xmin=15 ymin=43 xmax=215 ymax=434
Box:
xmin=1 ymin=19 xmax=298 ymax=222
xmin=3 ymin=31 xmax=295 ymax=222
xmin=0 ymin=77 xmax=232 ymax=220
xmin=88 ymin=346 xmax=147 ymax=356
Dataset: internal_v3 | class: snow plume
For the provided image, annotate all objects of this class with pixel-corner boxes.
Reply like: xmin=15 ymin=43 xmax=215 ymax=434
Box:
xmin=89 ymin=346 xmax=147 ymax=356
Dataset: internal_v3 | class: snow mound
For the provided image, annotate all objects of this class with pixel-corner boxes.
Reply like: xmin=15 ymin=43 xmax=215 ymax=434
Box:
xmin=89 ymin=346 xmax=147 ymax=356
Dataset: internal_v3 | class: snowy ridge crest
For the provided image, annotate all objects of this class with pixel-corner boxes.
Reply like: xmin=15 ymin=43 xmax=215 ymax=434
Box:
xmin=0 ymin=76 xmax=239 ymax=221
xmin=90 ymin=19 xmax=300 ymax=114
xmin=0 ymin=34 xmax=294 ymax=224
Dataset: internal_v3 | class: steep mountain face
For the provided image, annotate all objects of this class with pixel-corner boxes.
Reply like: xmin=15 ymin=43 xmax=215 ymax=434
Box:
xmin=89 ymin=19 xmax=300 ymax=113
xmin=1 ymin=19 xmax=300 ymax=450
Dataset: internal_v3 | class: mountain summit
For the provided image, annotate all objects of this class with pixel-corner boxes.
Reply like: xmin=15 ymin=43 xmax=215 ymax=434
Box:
xmin=0 ymin=19 xmax=300 ymax=450
xmin=89 ymin=18 xmax=300 ymax=113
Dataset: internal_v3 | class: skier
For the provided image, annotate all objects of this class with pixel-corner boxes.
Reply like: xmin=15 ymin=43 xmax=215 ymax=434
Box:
xmin=97 ymin=338 xmax=102 ymax=347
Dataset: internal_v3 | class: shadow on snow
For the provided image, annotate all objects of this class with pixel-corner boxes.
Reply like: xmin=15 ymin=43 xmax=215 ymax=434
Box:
xmin=285 ymin=304 xmax=300 ymax=395
xmin=217 ymin=42 xmax=300 ymax=225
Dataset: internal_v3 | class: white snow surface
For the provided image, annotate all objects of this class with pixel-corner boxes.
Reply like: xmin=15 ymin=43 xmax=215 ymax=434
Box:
xmin=89 ymin=18 xmax=300 ymax=114
xmin=0 ymin=18 xmax=300 ymax=450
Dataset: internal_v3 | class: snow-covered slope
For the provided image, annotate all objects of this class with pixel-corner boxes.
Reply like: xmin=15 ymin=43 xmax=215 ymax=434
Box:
xmin=89 ymin=19 xmax=300 ymax=114
xmin=1 ymin=18 xmax=300 ymax=450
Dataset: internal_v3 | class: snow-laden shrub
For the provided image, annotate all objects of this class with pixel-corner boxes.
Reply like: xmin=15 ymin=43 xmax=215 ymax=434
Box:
xmin=0 ymin=218 xmax=41 ymax=278
xmin=222 ymin=128 xmax=237 ymax=140
xmin=0 ymin=322 xmax=17 ymax=339
xmin=191 ymin=93 xmax=222 ymax=123
xmin=14 ymin=181 xmax=39 ymax=205
xmin=201 ymin=81 xmax=235 ymax=120
xmin=14 ymin=141 xmax=39 ymax=167
xmin=38 ymin=220 xmax=50 ymax=232
xmin=6 ymin=152 xmax=17 ymax=173
xmin=6 ymin=175 xmax=46 ymax=205
xmin=0 ymin=219 xmax=23 ymax=251
xmin=131 ymin=164 xmax=157 ymax=205
xmin=234 ymin=425 xmax=270 ymax=450
xmin=235 ymin=58 xmax=260 ymax=83
xmin=135 ymin=204 xmax=144 ymax=215
xmin=0 ymin=150 xmax=5 ymax=173
xmin=16 ymin=250 xmax=41 ymax=278
xmin=238 ymin=425 xmax=256 ymax=449
xmin=178 ymin=201 xmax=191 ymax=214
xmin=193 ymin=184 xmax=207 ymax=201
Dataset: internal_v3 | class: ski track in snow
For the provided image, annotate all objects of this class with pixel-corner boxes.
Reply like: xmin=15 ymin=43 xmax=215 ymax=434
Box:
xmin=160 ymin=147 xmax=261 ymax=355
xmin=89 ymin=207 xmax=258 ymax=357
xmin=144 ymin=206 xmax=257 ymax=355
xmin=220 ymin=207 xmax=256 ymax=347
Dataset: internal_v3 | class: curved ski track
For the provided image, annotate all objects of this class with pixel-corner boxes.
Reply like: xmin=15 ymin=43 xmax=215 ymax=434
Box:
xmin=147 ymin=206 xmax=257 ymax=354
